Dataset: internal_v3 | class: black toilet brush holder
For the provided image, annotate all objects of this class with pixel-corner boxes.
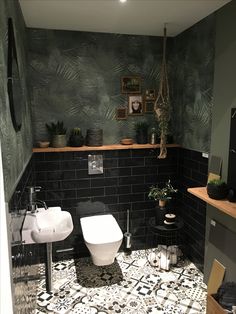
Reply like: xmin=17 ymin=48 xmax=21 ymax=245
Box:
xmin=124 ymin=209 xmax=132 ymax=255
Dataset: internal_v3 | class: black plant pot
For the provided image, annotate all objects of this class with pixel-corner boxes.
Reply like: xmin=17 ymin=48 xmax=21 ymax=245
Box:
xmin=207 ymin=182 xmax=229 ymax=200
xmin=136 ymin=130 xmax=148 ymax=144
xmin=69 ymin=135 xmax=84 ymax=147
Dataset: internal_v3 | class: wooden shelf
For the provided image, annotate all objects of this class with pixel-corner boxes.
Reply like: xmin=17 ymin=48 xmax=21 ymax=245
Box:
xmin=187 ymin=187 xmax=236 ymax=219
xmin=33 ymin=143 xmax=180 ymax=153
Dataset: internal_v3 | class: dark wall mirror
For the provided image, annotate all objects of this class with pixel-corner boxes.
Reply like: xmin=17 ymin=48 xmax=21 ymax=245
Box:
xmin=7 ymin=17 xmax=23 ymax=132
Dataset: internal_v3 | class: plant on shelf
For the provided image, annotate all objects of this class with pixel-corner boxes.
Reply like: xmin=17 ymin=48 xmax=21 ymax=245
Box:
xmin=134 ymin=121 xmax=149 ymax=144
xmin=45 ymin=121 xmax=67 ymax=148
xmin=69 ymin=127 xmax=84 ymax=147
xmin=207 ymin=179 xmax=228 ymax=200
xmin=148 ymin=179 xmax=178 ymax=208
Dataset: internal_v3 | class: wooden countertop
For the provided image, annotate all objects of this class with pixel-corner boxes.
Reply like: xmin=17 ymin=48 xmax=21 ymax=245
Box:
xmin=33 ymin=143 xmax=180 ymax=153
xmin=188 ymin=187 xmax=236 ymax=219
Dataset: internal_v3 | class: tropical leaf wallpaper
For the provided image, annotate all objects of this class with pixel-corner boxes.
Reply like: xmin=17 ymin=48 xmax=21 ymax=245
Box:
xmin=27 ymin=30 xmax=166 ymax=144
xmin=0 ymin=6 xmax=215 ymax=199
xmin=0 ymin=0 xmax=33 ymax=201
xmin=27 ymin=16 xmax=215 ymax=150
xmin=170 ymin=15 xmax=215 ymax=153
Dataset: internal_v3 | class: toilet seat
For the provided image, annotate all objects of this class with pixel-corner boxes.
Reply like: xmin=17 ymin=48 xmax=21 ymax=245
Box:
xmin=80 ymin=214 xmax=123 ymax=245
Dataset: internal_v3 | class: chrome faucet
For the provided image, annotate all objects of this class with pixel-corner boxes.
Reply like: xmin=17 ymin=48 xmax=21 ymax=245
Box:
xmin=28 ymin=186 xmax=47 ymax=213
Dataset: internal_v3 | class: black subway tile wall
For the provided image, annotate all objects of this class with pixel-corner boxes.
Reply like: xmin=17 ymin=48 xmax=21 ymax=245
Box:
xmin=33 ymin=148 xmax=180 ymax=261
xmin=8 ymin=147 xmax=208 ymax=272
xmin=178 ymin=148 xmax=208 ymax=271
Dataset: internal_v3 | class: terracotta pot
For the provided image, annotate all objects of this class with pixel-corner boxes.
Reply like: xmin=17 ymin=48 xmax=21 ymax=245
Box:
xmin=159 ymin=199 xmax=166 ymax=208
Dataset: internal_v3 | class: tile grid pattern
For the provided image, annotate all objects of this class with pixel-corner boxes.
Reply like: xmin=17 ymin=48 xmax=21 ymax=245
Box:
xmin=35 ymin=249 xmax=207 ymax=314
xmin=33 ymin=148 xmax=180 ymax=261
xmin=179 ymin=149 xmax=208 ymax=271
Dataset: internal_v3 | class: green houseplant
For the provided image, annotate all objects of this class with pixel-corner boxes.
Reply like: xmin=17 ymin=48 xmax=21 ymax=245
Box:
xmin=45 ymin=121 xmax=67 ymax=148
xmin=207 ymin=179 xmax=228 ymax=200
xmin=148 ymin=179 xmax=178 ymax=225
xmin=69 ymin=127 xmax=84 ymax=147
xmin=134 ymin=121 xmax=149 ymax=144
xmin=148 ymin=179 xmax=178 ymax=207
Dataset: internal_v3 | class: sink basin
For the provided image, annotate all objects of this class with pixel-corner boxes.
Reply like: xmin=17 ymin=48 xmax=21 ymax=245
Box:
xmin=21 ymin=207 xmax=74 ymax=244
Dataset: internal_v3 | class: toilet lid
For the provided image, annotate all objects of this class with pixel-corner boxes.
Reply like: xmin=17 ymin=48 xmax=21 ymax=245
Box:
xmin=80 ymin=214 xmax=123 ymax=244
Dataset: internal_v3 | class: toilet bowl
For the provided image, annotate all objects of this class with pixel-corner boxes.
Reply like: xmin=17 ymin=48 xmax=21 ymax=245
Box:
xmin=80 ymin=214 xmax=123 ymax=266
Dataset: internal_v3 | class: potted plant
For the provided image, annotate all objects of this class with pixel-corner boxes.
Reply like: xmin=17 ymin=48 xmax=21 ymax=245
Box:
xmin=134 ymin=121 xmax=149 ymax=144
xmin=45 ymin=121 xmax=67 ymax=148
xmin=207 ymin=179 xmax=228 ymax=200
xmin=69 ymin=127 xmax=84 ymax=147
xmin=148 ymin=179 xmax=178 ymax=208
xmin=148 ymin=179 xmax=178 ymax=225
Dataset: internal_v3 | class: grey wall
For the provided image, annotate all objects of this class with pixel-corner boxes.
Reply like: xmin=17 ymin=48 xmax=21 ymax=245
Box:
xmin=204 ymin=1 xmax=236 ymax=282
xmin=27 ymin=29 xmax=165 ymax=145
xmin=171 ymin=15 xmax=215 ymax=153
xmin=0 ymin=0 xmax=33 ymax=202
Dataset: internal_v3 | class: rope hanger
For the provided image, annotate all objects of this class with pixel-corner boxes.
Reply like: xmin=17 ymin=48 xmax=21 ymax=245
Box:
xmin=154 ymin=24 xmax=170 ymax=159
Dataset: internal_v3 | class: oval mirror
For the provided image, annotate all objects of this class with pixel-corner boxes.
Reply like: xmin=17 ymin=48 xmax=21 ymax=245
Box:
xmin=7 ymin=18 xmax=23 ymax=132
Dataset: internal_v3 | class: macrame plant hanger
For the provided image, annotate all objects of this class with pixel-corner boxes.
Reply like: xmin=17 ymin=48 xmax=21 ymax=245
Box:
xmin=154 ymin=24 xmax=170 ymax=159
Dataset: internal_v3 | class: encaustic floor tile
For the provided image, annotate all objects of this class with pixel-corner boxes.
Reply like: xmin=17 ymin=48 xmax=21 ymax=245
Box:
xmin=35 ymin=249 xmax=207 ymax=314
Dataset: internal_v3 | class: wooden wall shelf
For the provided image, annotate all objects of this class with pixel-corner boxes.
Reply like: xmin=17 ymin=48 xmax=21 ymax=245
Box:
xmin=33 ymin=143 xmax=180 ymax=153
xmin=188 ymin=187 xmax=236 ymax=219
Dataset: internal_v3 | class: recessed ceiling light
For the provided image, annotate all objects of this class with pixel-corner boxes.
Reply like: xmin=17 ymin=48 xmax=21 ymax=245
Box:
xmin=120 ymin=0 xmax=127 ymax=3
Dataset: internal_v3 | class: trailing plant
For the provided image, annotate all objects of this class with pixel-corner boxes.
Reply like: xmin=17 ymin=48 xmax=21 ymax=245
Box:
xmin=148 ymin=180 xmax=178 ymax=201
xmin=154 ymin=26 xmax=170 ymax=159
xmin=45 ymin=121 xmax=67 ymax=135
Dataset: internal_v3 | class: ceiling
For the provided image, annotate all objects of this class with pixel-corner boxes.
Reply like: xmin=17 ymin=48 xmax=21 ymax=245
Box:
xmin=19 ymin=0 xmax=231 ymax=37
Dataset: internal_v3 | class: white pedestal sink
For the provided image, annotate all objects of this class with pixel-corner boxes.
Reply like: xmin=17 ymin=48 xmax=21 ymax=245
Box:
xmin=21 ymin=206 xmax=74 ymax=292
xmin=22 ymin=206 xmax=73 ymax=244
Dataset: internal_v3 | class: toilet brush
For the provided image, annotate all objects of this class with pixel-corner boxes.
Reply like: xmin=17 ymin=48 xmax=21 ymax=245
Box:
xmin=124 ymin=209 xmax=132 ymax=255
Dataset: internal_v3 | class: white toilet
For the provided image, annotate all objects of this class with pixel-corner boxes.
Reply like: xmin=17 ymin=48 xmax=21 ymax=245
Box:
xmin=80 ymin=214 xmax=123 ymax=266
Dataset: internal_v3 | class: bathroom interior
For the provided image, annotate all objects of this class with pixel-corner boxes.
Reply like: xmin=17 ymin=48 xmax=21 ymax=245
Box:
xmin=0 ymin=0 xmax=236 ymax=313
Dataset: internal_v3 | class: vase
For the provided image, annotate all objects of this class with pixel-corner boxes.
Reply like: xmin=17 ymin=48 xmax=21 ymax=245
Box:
xmin=159 ymin=199 xmax=166 ymax=208
xmin=136 ymin=130 xmax=148 ymax=144
xmin=51 ymin=135 xmax=67 ymax=148
xmin=207 ymin=183 xmax=228 ymax=200
xmin=69 ymin=134 xmax=84 ymax=147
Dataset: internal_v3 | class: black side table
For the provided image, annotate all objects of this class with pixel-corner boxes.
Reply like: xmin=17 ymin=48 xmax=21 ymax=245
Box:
xmin=148 ymin=217 xmax=184 ymax=247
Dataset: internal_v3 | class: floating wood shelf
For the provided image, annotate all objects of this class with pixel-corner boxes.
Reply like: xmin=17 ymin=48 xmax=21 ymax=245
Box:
xmin=33 ymin=143 xmax=180 ymax=153
xmin=188 ymin=187 xmax=236 ymax=219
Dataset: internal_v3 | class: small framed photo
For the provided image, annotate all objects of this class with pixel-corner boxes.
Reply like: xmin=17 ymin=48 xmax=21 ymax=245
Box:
xmin=145 ymin=101 xmax=155 ymax=113
xmin=145 ymin=89 xmax=155 ymax=100
xmin=121 ymin=76 xmax=141 ymax=94
xmin=128 ymin=95 xmax=143 ymax=115
xmin=116 ymin=108 xmax=127 ymax=120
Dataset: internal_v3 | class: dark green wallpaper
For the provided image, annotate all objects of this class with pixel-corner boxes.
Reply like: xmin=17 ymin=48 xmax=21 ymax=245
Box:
xmin=27 ymin=16 xmax=215 ymax=151
xmin=171 ymin=15 xmax=215 ymax=153
xmin=27 ymin=30 xmax=167 ymax=144
xmin=0 ymin=0 xmax=33 ymax=201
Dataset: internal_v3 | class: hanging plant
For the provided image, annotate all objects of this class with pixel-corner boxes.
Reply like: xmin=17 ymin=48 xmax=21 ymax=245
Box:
xmin=154 ymin=26 xmax=170 ymax=159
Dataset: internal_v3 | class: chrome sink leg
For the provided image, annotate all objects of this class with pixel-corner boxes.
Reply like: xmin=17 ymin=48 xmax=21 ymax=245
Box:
xmin=46 ymin=242 xmax=52 ymax=292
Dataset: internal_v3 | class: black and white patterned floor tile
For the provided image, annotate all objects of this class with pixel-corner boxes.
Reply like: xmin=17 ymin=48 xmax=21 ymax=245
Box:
xmin=35 ymin=249 xmax=207 ymax=314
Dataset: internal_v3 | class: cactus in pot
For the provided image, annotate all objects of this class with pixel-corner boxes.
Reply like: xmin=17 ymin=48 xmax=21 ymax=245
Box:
xmin=69 ymin=128 xmax=84 ymax=147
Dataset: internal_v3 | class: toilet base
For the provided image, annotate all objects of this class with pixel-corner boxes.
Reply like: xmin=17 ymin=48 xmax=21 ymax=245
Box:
xmin=91 ymin=255 xmax=116 ymax=266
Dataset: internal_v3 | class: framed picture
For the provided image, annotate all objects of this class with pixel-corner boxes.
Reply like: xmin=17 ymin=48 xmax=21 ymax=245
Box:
xmin=128 ymin=95 xmax=143 ymax=115
xmin=145 ymin=101 xmax=155 ymax=113
xmin=145 ymin=89 xmax=155 ymax=100
xmin=116 ymin=108 xmax=127 ymax=120
xmin=121 ymin=76 xmax=141 ymax=94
